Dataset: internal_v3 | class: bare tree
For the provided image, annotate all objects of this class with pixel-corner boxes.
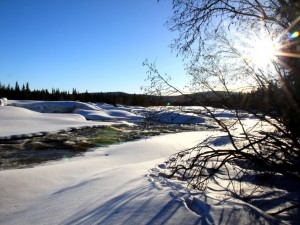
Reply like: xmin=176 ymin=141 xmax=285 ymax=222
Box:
xmin=144 ymin=0 xmax=300 ymax=218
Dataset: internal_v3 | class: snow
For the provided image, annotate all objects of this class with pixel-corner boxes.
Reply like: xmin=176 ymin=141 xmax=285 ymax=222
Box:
xmin=150 ymin=110 xmax=205 ymax=124
xmin=0 ymin=100 xmax=292 ymax=224
xmin=0 ymin=98 xmax=8 ymax=106
xmin=0 ymin=100 xmax=145 ymax=139
xmin=0 ymin=132 xmax=280 ymax=225
xmin=0 ymin=106 xmax=120 ymax=139
xmin=9 ymin=100 xmax=143 ymax=122
xmin=73 ymin=108 xmax=143 ymax=121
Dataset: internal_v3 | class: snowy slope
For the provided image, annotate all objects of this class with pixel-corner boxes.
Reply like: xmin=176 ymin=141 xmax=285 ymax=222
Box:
xmin=0 ymin=132 xmax=280 ymax=225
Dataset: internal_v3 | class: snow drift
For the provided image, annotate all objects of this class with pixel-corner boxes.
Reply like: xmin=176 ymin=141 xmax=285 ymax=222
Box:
xmin=0 ymin=106 xmax=119 ymax=139
xmin=9 ymin=100 xmax=144 ymax=122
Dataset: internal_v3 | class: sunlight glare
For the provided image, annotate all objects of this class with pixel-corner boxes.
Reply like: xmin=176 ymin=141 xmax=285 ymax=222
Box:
xmin=249 ymin=38 xmax=278 ymax=69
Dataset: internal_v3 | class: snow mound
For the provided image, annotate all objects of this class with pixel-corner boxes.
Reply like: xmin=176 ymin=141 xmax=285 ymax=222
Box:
xmin=106 ymin=109 xmax=143 ymax=120
xmin=9 ymin=100 xmax=100 ymax=113
xmin=73 ymin=109 xmax=143 ymax=121
xmin=0 ymin=97 xmax=8 ymax=106
xmin=8 ymin=100 xmax=144 ymax=122
xmin=0 ymin=106 xmax=118 ymax=139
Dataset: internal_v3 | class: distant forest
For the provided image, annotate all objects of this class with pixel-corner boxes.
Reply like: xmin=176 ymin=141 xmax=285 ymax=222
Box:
xmin=0 ymin=81 xmax=281 ymax=113
xmin=0 ymin=81 xmax=170 ymax=106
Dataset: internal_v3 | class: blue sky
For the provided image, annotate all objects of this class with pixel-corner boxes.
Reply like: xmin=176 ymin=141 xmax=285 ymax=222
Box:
xmin=0 ymin=0 xmax=186 ymax=93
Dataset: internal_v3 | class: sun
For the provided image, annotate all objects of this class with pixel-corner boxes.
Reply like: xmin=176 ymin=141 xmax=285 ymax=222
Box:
xmin=248 ymin=37 xmax=279 ymax=70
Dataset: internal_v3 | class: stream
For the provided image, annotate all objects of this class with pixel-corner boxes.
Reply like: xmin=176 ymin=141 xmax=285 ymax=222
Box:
xmin=0 ymin=124 xmax=208 ymax=170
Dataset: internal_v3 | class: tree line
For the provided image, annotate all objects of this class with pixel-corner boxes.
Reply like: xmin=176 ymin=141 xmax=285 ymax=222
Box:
xmin=0 ymin=81 xmax=169 ymax=106
xmin=0 ymin=81 xmax=289 ymax=112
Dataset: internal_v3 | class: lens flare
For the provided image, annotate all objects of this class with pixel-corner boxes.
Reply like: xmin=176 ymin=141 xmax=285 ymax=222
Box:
xmin=63 ymin=155 xmax=69 ymax=162
xmin=289 ymin=31 xmax=299 ymax=40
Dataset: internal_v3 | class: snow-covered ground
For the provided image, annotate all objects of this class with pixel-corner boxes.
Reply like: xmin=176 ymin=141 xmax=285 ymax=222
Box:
xmin=9 ymin=100 xmax=144 ymax=122
xmin=0 ymin=100 xmax=295 ymax=224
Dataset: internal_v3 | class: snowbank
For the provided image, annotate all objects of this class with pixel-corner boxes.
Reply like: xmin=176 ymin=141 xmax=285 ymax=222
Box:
xmin=8 ymin=100 xmax=244 ymax=125
xmin=9 ymin=100 xmax=99 ymax=113
xmin=0 ymin=97 xmax=8 ymax=106
xmin=73 ymin=108 xmax=143 ymax=121
xmin=0 ymin=106 xmax=120 ymax=139
xmin=9 ymin=100 xmax=143 ymax=122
